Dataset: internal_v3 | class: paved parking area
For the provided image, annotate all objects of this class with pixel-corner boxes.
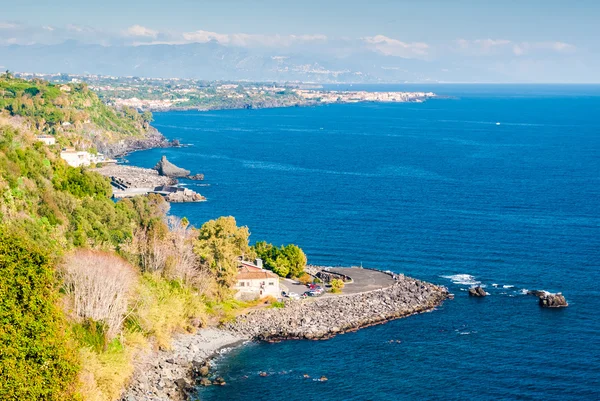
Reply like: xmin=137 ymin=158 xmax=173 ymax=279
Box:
xmin=281 ymin=267 xmax=395 ymax=297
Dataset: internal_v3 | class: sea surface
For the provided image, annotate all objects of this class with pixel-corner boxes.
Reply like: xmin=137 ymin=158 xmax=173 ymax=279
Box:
xmin=125 ymin=85 xmax=600 ymax=400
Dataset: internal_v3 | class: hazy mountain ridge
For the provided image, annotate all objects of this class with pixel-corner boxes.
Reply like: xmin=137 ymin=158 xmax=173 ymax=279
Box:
xmin=0 ymin=40 xmax=441 ymax=83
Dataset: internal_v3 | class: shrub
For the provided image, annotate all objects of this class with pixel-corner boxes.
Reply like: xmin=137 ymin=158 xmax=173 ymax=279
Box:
xmin=330 ymin=278 xmax=345 ymax=293
xmin=0 ymin=230 xmax=79 ymax=400
xmin=62 ymin=250 xmax=138 ymax=340
xmin=270 ymin=301 xmax=285 ymax=309
xmin=298 ymin=273 xmax=313 ymax=285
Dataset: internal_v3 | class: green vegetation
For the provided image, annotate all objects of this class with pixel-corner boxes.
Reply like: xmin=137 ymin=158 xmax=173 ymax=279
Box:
xmin=0 ymin=230 xmax=79 ymax=400
xmin=0 ymin=73 xmax=154 ymax=149
xmin=0 ymin=75 xmax=306 ymax=400
xmin=194 ymin=216 xmax=255 ymax=294
xmin=252 ymin=241 xmax=307 ymax=278
xmin=330 ymin=278 xmax=345 ymax=293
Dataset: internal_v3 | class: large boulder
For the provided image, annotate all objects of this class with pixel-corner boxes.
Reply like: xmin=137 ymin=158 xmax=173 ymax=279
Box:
xmin=538 ymin=293 xmax=568 ymax=308
xmin=468 ymin=286 xmax=487 ymax=297
xmin=154 ymin=156 xmax=190 ymax=178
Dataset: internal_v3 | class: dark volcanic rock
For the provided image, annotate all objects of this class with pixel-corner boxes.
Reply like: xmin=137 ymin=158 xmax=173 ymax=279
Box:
xmin=96 ymin=129 xmax=172 ymax=158
xmin=539 ymin=293 xmax=568 ymax=308
xmin=527 ymin=290 xmax=547 ymax=297
xmin=154 ymin=156 xmax=191 ymax=178
xmin=468 ymin=286 xmax=487 ymax=297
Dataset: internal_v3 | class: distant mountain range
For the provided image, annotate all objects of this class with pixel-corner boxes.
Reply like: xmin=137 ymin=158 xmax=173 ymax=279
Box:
xmin=0 ymin=40 xmax=450 ymax=83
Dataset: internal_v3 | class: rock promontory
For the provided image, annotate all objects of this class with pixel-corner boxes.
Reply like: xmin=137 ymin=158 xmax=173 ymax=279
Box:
xmin=154 ymin=156 xmax=191 ymax=178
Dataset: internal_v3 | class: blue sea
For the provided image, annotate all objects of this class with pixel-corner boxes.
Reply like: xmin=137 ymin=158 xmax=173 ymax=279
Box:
xmin=125 ymin=85 xmax=600 ymax=400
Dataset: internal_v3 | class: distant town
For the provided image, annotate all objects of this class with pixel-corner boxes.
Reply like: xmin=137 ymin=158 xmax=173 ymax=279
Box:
xmin=14 ymin=72 xmax=436 ymax=112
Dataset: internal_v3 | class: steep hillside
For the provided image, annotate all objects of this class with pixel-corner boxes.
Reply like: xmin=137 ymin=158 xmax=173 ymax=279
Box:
xmin=0 ymin=72 xmax=170 ymax=156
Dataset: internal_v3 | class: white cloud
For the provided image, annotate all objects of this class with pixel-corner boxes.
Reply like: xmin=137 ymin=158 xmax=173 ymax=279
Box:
xmin=362 ymin=35 xmax=429 ymax=58
xmin=125 ymin=25 xmax=158 ymax=38
xmin=456 ymin=39 xmax=576 ymax=57
xmin=512 ymin=41 xmax=576 ymax=56
xmin=456 ymin=38 xmax=511 ymax=53
xmin=0 ymin=23 xmax=19 ymax=29
xmin=180 ymin=30 xmax=327 ymax=47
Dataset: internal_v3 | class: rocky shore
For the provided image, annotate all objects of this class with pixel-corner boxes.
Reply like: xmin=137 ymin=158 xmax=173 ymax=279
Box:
xmin=119 ymin=273 xmax=448 ymax=400
xmin=94 ymin=129 xmax=177 ymax=158
xmin=121 ymin=329 xmax=247 ymax=401
xmin=94 ymin=164 xmax=205 ymax=202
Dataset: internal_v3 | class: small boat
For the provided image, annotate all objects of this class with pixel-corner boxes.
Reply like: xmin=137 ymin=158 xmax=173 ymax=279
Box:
xmin=496 ymin=122 xmax=501 ymax=125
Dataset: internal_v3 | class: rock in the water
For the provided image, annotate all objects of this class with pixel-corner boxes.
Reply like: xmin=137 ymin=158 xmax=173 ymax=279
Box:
xmin=154 ymin=156 xmax=190 ymax=178
xmin=539 ymin=293 xmax=568 ymax=308
xmin=468 ymin=286 xmax=487 ymax=297
xmin=188 ymin=173 xmax=204 ymax=181
xmin=527 ymin=290 xmax=547 ymax=297
xmin=199 ymin=378 xmax=212 ymax=386
xmin=199 ymin=365 xmax=210 ymax=377
xmin=213 ymin=376 xmax=226 ymax=386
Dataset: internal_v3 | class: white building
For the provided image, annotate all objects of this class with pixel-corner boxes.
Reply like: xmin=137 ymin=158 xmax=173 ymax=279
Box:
xmin=234 ymin=259 xmax=281 ymax=300
xmin=36 ymin=135 xmax=56 ymax=145
xmin=60 ymin=149 xmax=92 ymax=167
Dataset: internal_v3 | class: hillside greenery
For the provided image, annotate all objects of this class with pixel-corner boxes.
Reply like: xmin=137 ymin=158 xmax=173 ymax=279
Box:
xmin=0 ymin=72 xmax=153 ymax=150
xmin=0 ymin=74 xmax=307 ymax=400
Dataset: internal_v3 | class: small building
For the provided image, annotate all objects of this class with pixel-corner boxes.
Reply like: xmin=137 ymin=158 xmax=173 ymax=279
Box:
xmin=234 ymin=259 xmax=281 ymax=300
xmin=60 ymin=148 xmax=92 ymax=167
xmin=36 ymin=135 xmax=56 ymax=145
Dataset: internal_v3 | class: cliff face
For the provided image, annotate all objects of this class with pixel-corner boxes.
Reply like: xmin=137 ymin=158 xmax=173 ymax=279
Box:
xmin=94 ymin=128 xmax=172 ymax=158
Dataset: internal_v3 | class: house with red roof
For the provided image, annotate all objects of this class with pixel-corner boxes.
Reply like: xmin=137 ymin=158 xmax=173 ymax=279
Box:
xmin=234 ymin=258 xmax=281 ymax=300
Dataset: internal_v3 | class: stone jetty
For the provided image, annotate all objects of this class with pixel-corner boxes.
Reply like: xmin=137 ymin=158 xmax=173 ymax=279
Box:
xmin=224 ymin=274 xmax=449 ymax=341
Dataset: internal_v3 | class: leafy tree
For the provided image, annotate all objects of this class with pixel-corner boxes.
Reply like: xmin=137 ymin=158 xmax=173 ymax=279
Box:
xmin=252 ymin=241 xmax=307 ymax=278
xmin=282 ymin=244 xmax=307 ymax=278
xmin=194 ymin=216 xmax=253 ymax=292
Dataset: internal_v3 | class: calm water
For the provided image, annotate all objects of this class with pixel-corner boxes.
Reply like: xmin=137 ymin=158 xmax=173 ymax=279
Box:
xmin=126 ymin=85 xmax=600 ymax=400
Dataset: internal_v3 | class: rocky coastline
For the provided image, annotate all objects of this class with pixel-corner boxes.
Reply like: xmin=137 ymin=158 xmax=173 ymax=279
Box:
xmin=94 ymin=128 xmax=178 ymax=158
xmin=120 ymin=273 xmax=449 ymax=400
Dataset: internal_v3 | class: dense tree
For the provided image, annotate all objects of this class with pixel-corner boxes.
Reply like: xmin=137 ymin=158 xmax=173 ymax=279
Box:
xmin=252 ymin=241 xmax=307 ymax=278
xmin=194 ymin=216 xmax=254 ymax=292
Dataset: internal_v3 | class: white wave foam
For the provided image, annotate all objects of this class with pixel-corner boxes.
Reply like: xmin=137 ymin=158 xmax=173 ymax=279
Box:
xmin=441 ymin=274 xmax=481 ymax=286
xmin=503 ymin=285 xmax=515 ymax=289
xmin=520 ymin=289 xmax=529 ymax=294
xmin=492 ymin=283 xmax=499 ymax=287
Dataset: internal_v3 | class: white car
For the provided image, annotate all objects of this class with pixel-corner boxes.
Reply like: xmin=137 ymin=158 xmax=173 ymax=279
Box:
xmin=287 ymin=292 xmax=301 ymax=300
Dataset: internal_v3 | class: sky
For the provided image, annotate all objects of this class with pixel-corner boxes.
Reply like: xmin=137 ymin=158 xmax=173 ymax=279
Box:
xmin=1 ymin=0 xmax=599 ymax=82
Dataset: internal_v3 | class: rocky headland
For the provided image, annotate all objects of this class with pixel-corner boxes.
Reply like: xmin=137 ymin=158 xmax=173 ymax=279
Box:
xmin=94 ymin=129 xmax=178 ymax=158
